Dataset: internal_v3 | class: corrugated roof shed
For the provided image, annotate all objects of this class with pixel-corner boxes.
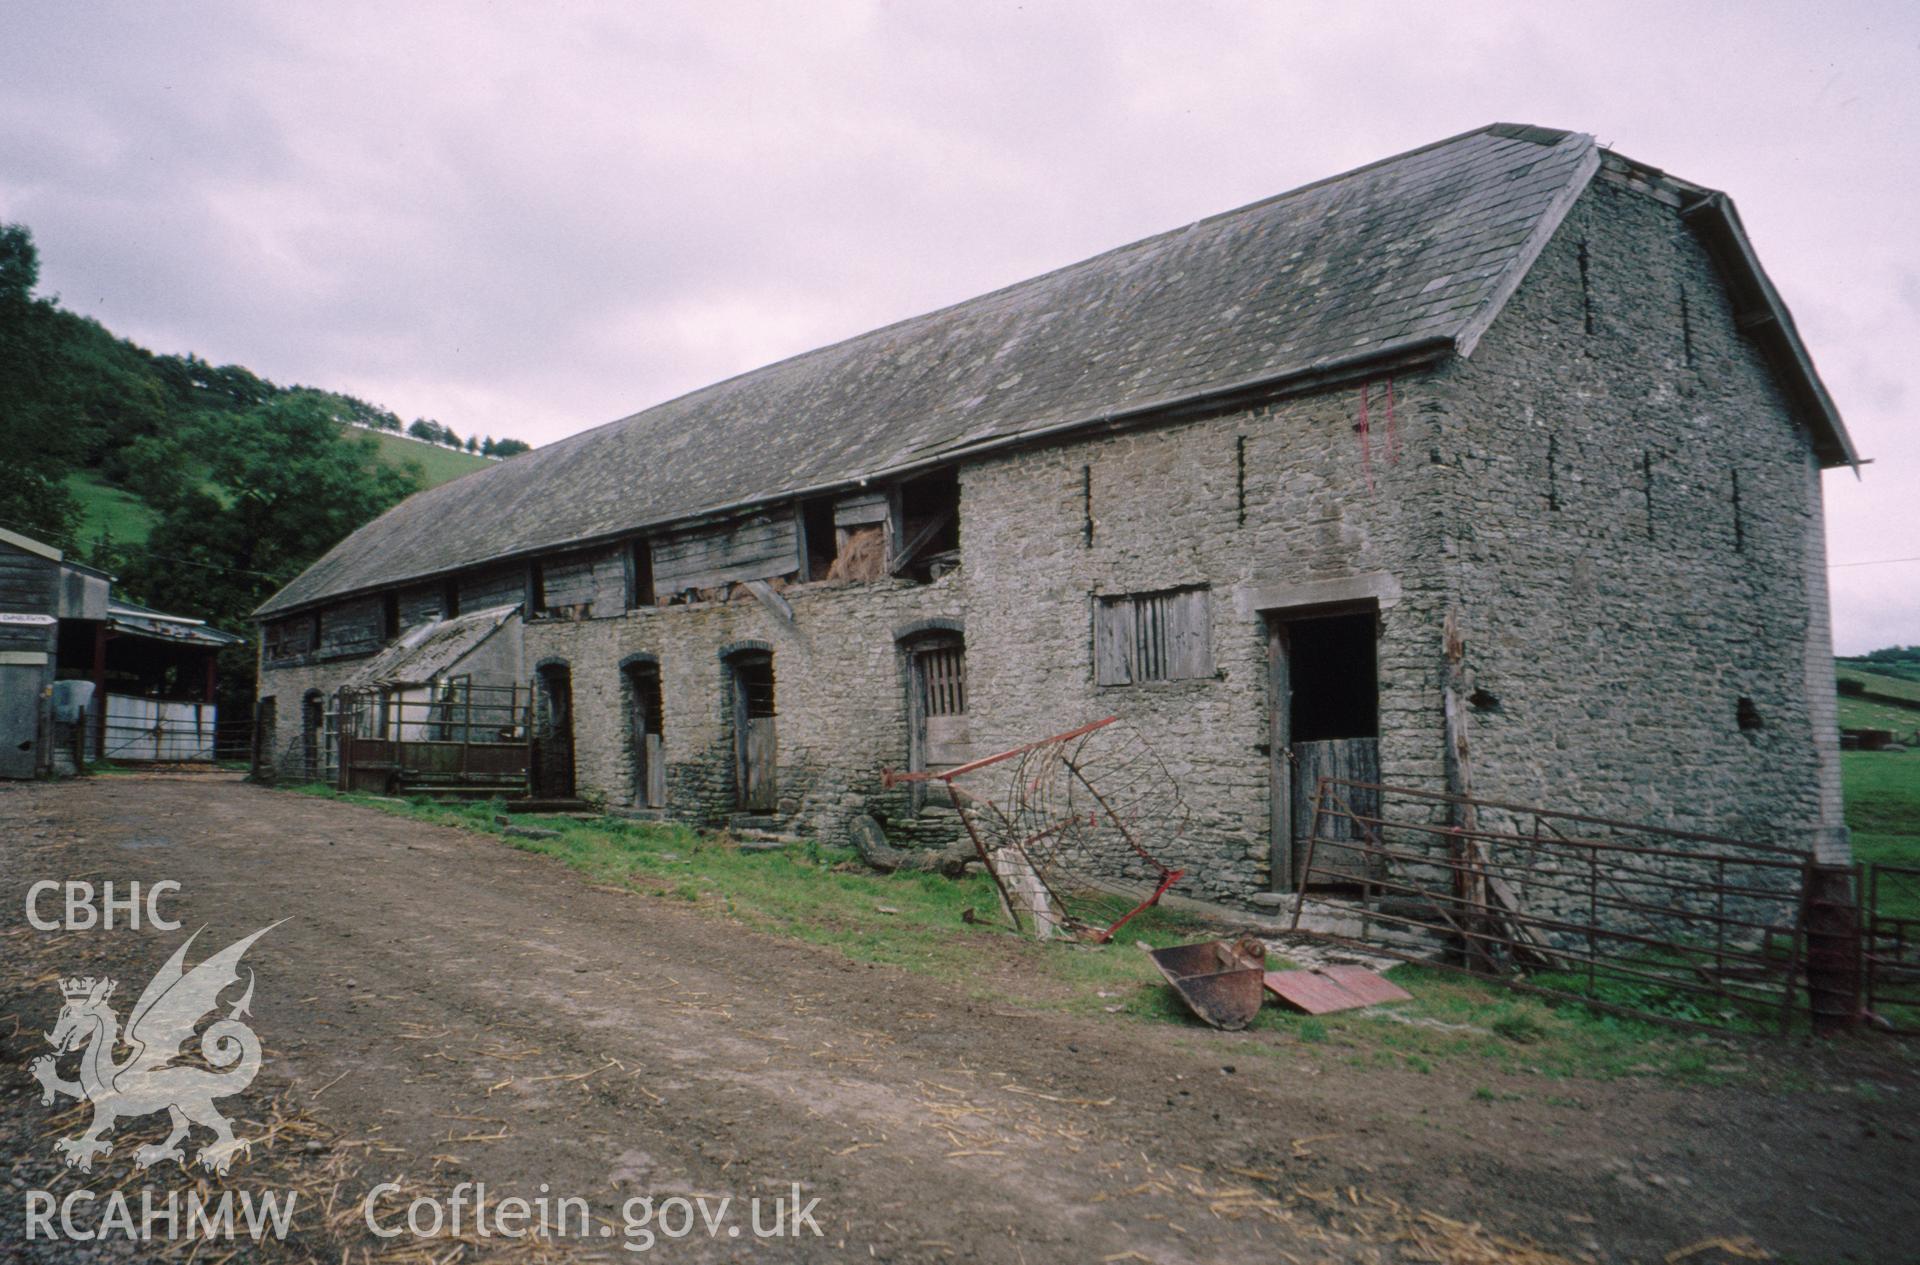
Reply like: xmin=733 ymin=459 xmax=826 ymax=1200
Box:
xmin=107 ymin=599 xmax=245 ymax=649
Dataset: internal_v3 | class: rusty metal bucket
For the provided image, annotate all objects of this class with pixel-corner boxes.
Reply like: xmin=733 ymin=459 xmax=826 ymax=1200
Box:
xmin=1147 ymin=938 xmax=1268 ymax=1030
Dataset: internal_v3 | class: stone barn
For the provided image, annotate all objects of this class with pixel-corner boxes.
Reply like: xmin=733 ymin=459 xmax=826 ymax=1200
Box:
xmin=254 ymin=123 xmax=1858 ymax=907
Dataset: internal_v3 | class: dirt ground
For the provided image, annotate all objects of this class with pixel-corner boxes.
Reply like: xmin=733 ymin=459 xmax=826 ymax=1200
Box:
xmin=0 ymin=773 xmax=1913 ymax=1263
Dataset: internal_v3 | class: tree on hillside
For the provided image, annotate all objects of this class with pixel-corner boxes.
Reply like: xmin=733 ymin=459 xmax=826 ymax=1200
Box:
xmin=0 ymin=223 xmax=82 ymax=545
xmin=290 ymin=386 xmax=403 ymax=433
xmin=492 ymin=438 xmax=531 ymax=457
xmin=0 ymin=223 xmax=38 ymax=300
xmin=119 ymin=393 xmax=422 ymax=642
xmin=465 ymin=435 xmax=478 ymax=453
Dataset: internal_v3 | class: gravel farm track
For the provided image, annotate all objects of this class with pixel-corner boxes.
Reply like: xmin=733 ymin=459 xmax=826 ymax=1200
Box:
xmin=0 ymin=772 xmax=1914 ymax=1263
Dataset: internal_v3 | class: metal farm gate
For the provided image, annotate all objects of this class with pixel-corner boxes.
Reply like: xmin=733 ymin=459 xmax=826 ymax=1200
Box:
xmin=335 ymin=681 xmax=533 ymax=798
xmin=1863 ymin=863 xmax=1920 ymax=1034
xmin=1290 ymin=778 xmax=1820 ymax=1034
xmin=97 ymin=694 xmax=219 ymax=762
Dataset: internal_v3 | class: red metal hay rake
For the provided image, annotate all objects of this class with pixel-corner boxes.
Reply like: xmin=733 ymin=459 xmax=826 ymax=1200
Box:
xmin=885 ymin=716 xmax=1187 ymax=941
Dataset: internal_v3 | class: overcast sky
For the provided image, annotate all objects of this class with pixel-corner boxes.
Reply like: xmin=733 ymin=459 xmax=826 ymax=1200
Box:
xmin=1 ymin=1 xmax=1913 ymax=652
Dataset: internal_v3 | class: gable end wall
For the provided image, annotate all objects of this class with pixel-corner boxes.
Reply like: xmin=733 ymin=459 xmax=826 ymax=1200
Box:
xmin=1432 ymin=175 xmax=1841 ymax=851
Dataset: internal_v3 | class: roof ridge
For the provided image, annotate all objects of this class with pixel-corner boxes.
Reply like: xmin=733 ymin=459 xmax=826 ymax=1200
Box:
xmin=526 ymin=123 xmax=1588 ymax=459
xmin=256 ymin=125 xmax=1606 ymax=617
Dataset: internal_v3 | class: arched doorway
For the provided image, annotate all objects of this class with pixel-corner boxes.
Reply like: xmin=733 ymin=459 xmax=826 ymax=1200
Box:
xmin=724 ymin=649 xmax=776 ymax=812
xmin=301 ymin=690 xmax=325 ymax=782
xmin=902 ymin=630 xmax=968 ymax=810
xmin=533 ymin=661 xmax=575 ymax=798
xmin=623 ymin=658 xmax=665 ymax=808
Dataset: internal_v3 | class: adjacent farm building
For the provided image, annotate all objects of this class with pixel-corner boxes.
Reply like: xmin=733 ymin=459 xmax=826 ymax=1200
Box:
xmin=254 ymin=124 xmax=1857 ymax=907
xmin=1 ymin=527 xmax=243 ymax=776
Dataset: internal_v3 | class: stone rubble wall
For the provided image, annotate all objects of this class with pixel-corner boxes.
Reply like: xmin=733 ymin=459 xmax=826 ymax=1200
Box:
xmin=255 ymin=175 xmax=1846 ymax=911
xmin=1425 ymin=173 xmax=1839 ymax=854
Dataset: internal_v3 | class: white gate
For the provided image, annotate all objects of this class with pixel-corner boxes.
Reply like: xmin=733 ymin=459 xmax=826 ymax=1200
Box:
xmin=101 ymin=694 xmax=218 ymax=762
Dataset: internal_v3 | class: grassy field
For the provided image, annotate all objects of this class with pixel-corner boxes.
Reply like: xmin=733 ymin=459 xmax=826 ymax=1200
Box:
xmin=1848 ymin=750 xmax=1920 ymax=921
xmin=66 ymin=471 xmax=159 ymax=547
xmin=352 ymin=427 xmax=496 ymax=486
xmin=1837 ymin=662 xmax=1920 ymax=736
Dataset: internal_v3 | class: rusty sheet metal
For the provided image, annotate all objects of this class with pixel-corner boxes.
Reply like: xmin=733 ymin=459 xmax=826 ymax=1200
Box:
xmin=1148 ymin=938 xmax=1267 ymax=1030
xmin=1264 ymin=965 xmax=1411 ymax=1015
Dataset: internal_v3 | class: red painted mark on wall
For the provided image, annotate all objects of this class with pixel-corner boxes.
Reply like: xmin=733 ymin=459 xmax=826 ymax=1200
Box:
xmin=1384 ymin=374 xmax=1400 ymax=466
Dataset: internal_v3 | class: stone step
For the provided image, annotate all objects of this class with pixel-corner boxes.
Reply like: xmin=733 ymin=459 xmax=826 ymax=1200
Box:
xmin=734 ymin=828 xmax=804 ymax=845
xmin=504 ymin=798 xmax=596 ymax=814
xmin=398 ymin=784 xmax=525 ymax=800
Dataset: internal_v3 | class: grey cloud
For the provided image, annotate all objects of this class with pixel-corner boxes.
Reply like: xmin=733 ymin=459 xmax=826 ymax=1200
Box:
xmin=1 ymin=0 xmax=1913 ymax=646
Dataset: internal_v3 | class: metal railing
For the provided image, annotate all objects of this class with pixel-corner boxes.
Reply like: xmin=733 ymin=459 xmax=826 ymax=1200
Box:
xmin=1290 ymin=778 xmax=1816 ymax=1034
xmin=335 ymin=682 xmax=533 ymax=796
xmin=1864 ymin=863 xmax=1920 ymax=1034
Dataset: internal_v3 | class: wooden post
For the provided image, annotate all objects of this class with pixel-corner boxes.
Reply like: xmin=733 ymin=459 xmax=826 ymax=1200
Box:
xmin=1267 ymin=619 xmax=1292 ymax=891
xmin=91 ymin=623 xmax=108 ymax=759
xmin=1441 ymin=609 xmax=1492 ymax=972
xmin=1804 ymin=863 xmax=1861 ymax=1035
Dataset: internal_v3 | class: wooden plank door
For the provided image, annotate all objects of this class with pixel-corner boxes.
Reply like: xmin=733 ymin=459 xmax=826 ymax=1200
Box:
xmin=643 ymin=735 xmax=667 ymax=807
xmin=627 ymin=666 xmax=666 ymax=808
xmin=1267 ymin=620 xmax=1291 ymax=891
xmin=743 ymin=718 xmax=777 ymax=811
xmin=909 ymin=641 xmax=968 ymax=810
xmin=1291 ymin=738 xmax=1380 ymax=886
xmin=731 ymin=654 xmax=777 ymax=812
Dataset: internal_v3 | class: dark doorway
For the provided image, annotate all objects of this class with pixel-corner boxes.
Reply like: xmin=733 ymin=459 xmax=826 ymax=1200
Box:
xmin=1268 ymin=609 xmax=1381 ymax=890
xmin=534 ymin=662 xmax=575 ymax=798
xmin=301 ymin=690 xmax=325 ymax=782
xmin=728 ymin=652 xmax=777 ymax=812
xmin=625 ymin=662 xmax=665 ymax=808
xmin=253 ymin=696 xmax=276 ymax=782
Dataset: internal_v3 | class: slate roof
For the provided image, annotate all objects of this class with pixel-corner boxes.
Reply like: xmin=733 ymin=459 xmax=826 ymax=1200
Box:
xmin=257 ymin=122 xmax=1849 ymax=618
xmin=342 ymin=604 xmax=518 ymax=688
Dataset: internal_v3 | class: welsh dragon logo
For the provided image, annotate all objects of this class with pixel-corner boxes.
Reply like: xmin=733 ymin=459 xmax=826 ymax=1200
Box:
xmin=31 ymin=924 xmax=280 ymax=1175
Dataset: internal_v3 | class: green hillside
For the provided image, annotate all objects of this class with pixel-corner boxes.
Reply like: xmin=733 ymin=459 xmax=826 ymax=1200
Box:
xmin=1838 ymin=661 xmax=1920 ymax=736
xmin=355 ymin=427 xmax=496 ymax=485
xmin=68 ymin=428 xmax=493 ymax=551
xmin=66 ymin=471 xmax=158 ymax=547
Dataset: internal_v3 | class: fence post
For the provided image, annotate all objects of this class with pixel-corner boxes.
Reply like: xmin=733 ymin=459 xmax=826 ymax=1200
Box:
xmin=1803 ymin=863 xmax=1862 ymax=1035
